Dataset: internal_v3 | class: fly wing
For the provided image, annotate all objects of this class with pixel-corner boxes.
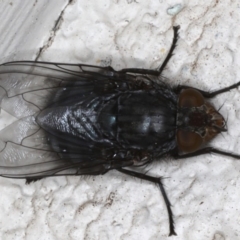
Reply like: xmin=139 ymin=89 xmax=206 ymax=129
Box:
xmin=0 ymin=61 xmax=121 ymax=115
xmin=0 ymin=61 xmax=132 ymax=179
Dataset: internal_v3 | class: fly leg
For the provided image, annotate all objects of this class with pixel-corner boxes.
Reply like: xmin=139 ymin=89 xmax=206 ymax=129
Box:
xmin=117 ymin=168 xmax=177 ymax=236
xmin=174 ymin=81 xmax=240 ymax=98
xmin=172 ymin=147 xmax=240 ymax=159
xmin=26 ymin=177 xmax=43 ymax=184
xmin=157 ymin=25 xmax=180 ymax=75
xmin=118 ymin=26 xmax=180 ymax=76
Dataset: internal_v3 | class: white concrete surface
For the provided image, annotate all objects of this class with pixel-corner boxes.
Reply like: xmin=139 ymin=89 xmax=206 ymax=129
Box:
xmin=0 ymin=1 xmax=240 ymax=239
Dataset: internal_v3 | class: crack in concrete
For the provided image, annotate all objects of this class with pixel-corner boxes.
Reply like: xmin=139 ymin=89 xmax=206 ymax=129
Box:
xmin=35 ymin=0 xmax=74 ymax=61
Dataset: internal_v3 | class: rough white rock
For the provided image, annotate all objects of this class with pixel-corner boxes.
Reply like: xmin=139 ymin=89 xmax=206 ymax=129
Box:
xmin=0 ymin=1 xmax=240 ymax=239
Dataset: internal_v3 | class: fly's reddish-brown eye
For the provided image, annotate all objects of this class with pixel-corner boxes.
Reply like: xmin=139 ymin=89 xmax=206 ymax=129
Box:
xmin=177 ymin=130 xmax=203 ymax=153
xmin=179 ymin=88 xmax=205 ymax=107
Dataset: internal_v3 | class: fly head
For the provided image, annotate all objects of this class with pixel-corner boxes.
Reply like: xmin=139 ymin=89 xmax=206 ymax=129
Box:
xmin=176 ymin=88 xmax=226 ymax=153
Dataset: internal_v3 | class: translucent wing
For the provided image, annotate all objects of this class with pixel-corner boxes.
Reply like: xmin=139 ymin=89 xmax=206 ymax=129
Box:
xmin=0 ymin=61 xmax=134 ymax=179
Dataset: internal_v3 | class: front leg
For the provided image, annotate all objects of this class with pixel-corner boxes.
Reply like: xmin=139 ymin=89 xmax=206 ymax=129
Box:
xmin=117 ymin=168 xmax=177 ymax=236
xmin=171 ymin=147 xmax=240 ymax=159
xmin=174 ymin=80 xmax=240 ymax=98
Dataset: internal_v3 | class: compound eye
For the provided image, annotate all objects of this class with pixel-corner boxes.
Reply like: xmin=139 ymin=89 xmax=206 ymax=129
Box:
xmin=179 ymin=88 xmax=204 ymax=107
xmin=177 ymin=130 xmax=203 ymax=153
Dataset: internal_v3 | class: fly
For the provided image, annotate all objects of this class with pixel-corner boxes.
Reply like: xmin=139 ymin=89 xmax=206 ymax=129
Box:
xmin=0 ymin=26 xmax=239 ymax=236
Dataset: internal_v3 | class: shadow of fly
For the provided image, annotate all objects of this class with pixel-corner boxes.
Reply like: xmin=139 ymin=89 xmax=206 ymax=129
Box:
xmin=0 ymin=26 xmax=239 ymax=236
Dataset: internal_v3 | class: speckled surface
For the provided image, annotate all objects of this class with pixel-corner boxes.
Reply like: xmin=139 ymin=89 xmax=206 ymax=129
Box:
xmin=0 ymin=1 xmax=240 ymax=239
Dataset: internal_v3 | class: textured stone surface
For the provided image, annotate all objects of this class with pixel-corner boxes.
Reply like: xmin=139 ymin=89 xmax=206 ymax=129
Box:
xmin=0 ymin=1 xmax=240 ymax=239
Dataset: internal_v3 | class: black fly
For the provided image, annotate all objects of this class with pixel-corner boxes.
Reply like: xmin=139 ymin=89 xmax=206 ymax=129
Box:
xmin=0 ymin=26 xmax=240 ymax=236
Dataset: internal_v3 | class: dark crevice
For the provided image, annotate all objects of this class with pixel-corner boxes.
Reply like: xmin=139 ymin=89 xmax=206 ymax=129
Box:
xmin=35 ymin=0 xmax=74 ymax=61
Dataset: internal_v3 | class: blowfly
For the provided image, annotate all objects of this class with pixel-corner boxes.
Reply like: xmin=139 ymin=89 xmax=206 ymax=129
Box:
xmin=0 ymin=26 xmax=239 ymax=236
